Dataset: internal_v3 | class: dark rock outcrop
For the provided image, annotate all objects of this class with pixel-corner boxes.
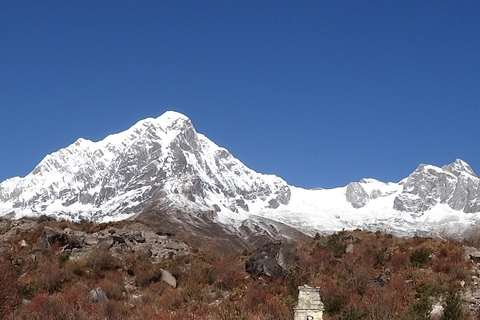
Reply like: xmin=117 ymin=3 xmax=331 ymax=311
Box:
xmin=43 ymin=229 xmax=69 ymax=248
xmin=245 ymin=241 xmax=299 ymax=279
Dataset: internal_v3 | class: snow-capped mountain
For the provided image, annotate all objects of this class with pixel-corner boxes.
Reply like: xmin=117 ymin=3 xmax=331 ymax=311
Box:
xmin=258 ymin=159 xmax=480 ymax=237
xmin=0 ymin=112 xmax=289 ymax=222
xmin=1 ymin=111 xmax=479 ymax=239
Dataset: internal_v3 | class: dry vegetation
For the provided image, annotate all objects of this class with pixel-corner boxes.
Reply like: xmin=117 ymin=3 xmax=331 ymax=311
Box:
xmin=0 ymin=217 xmax=479 ymax=320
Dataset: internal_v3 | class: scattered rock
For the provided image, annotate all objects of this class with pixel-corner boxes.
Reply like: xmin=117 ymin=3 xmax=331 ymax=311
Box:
xmin=369 ymin=275 xmax=390 ymax=286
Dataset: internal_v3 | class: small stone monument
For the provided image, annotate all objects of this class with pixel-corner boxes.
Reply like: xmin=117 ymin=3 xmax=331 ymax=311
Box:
xmin=294 ymin=285 xmax=323 ymax=320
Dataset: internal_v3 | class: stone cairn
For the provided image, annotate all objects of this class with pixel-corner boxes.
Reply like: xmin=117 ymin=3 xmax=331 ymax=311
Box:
xmin=294 ymin=285 xmax=324 ymax=320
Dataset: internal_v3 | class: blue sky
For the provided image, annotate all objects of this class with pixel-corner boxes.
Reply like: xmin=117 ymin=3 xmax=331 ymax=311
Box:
xmin=1 ymin=1 xmax=479 ymax=189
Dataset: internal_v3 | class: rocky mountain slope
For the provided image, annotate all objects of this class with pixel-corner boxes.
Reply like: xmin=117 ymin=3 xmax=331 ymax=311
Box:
xmin=1 ymin=111 xmax=479 ymax=239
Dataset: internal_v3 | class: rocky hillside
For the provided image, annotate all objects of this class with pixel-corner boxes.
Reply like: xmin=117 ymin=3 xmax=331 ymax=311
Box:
xmin=2 ymin=216 xmax=480 ymax=319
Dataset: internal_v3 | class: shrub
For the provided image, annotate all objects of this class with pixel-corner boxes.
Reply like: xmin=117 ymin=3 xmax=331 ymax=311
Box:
xmin=0 ymin=260 xmax=21 ymax=318
xmin=87 ymin=248 xmax=121 ymax=277
xmin=341 ymin=307 xmax=366 ymax=320
xmin=96 ymin=270 xmax=125 ymax=300
xmin=403 ymin=296 xmax=432 ymax=320
xmin=390 ymin=251 xmax=408 ymax=271
xmin=324 ymin=293 xmax=347 ymax=315
xmin=183 ymin=280 xmax=203 ymax=301
xmin=36 ymin=259 xmax=72 ymax=294
xmin=325 ymin=233 xmax=347 ymax=257
xmin=410 ymin=247 xmax=431 ymax=267
xmin=440 ymin=288 xmax=465 ymax=320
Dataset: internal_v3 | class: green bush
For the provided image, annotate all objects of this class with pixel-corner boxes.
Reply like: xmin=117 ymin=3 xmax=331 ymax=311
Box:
xmin=410 ymin=247 xmax=431 ymax=267
xmin=341 ymin=307 xmax=365 ymax=320
xmin=324 ymin=293 xmax=347 ymax=315
xmin=441 ymin=288 xmax=465 ymax=320
xmin=325 ymin=233 xmax=347 ymax=257
xmin=403 ymin=296 xmax=432 ymax=320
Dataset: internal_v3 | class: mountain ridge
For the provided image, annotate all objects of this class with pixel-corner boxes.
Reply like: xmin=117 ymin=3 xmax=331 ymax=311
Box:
xmin=1 ymin=111 xmax=479 ymax=240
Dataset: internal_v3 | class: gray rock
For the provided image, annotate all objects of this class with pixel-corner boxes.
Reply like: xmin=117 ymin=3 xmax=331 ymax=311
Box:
xmin=268 ymin=198 xmax=280 ymax=209
xmin=449 ymin=173 xmax=480 ymax=213
xmin=369 ymin=275 xmax=390 ymax=286
xmin=345 ymin=243 xmax=354 ymax=254
xmin=164 ymin=240 xmax=183 ymax=251
xmin=245 ymin=241 xmax=299 ymax=279
xmin=160 ymin=269 xmax=177 ymax=288
xmin=156 ymin=228 xmax=175 ymax=237
xmin=43 ymin=229 xmax=69 ymax=248
xmin=84 ymin=236 xmax=99 ymax=246
xmin=88 ymin=287 xmax=108 ymax=302
xmin=346 ymin=182 xmax=369 ymax=208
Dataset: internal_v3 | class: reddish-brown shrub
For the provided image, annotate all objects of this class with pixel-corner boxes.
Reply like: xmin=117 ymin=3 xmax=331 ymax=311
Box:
xmin=36 ymin=259 xmax=72 ymax=294
xmin=390 ymin=251 xmax=409 ymax=271
xmin=0 ymin=260 xmax=21 ymax=318
xmin=155 ymin=287 xmax=188 ymax=312
xmin=87 ymin=248 xmax=121 ymax=277
xmin=241 ymin=289 xmax=272 ymax=312
xmin=96 ymin=270 xmax=125 ymax=300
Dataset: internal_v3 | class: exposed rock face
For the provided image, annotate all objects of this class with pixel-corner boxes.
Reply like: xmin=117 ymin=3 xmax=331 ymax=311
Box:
xmin=42 ymin=222 xmax=189 ymax=263
xmin=245 ymin=241 xmax=299 ymax=279
xmin=394 ymin=159 xmax=480 ymax=214
xmin=346 ymin=182 xmax=369 ymax=208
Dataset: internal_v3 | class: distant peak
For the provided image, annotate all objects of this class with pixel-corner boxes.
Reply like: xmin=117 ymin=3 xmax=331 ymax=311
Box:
xmin=127 ymin=111 xmax=193 ymax=133
xmin=159 ymin=110 xmax=189 ymax=120
xmin=150 ymin=111 xmax=192 ymax=129
xmin=442 ymin=159 xmax=477 ymax=178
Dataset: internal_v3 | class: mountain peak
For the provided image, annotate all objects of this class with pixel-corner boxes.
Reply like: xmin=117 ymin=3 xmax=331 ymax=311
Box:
xmin=442 ymin=158 xmax=477 ymax=178
xmin=147 ymin=111 xmax=191 ymax=129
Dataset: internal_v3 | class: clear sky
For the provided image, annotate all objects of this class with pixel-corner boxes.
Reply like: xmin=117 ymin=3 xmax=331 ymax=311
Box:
xmin=1 ymin=1 xmax=479 ymax=189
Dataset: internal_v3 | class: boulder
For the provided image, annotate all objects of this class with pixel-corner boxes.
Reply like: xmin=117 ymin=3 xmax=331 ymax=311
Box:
xmin=245 ymin=241 xmax=299 ymax=279
xmin=161 ymin=269 xmax=177 ymax=288
xmin=88 ymin=287 xmax=108 ymax=302
xmin=43 ymin=229 xmax=69 ymax=248
xmin=156 ymin=228 xmax=175 ymax=237
xmin=165 ymin=240 xmax=183 ymax=250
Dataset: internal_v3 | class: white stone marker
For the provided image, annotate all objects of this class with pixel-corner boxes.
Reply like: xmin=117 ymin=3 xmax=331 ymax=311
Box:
xmin=293 ymin=285 xmax=324 ymax=320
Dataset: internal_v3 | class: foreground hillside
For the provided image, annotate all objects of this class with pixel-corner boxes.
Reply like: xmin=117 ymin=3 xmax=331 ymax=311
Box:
xmin=1 ymin=217 xmax=480 ymax=319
